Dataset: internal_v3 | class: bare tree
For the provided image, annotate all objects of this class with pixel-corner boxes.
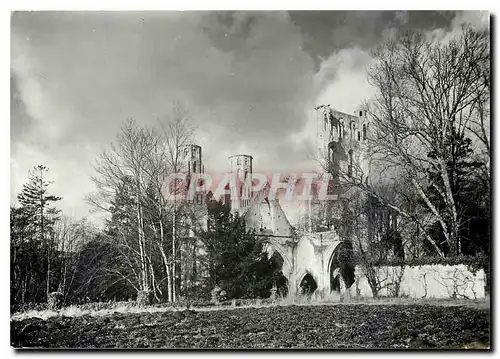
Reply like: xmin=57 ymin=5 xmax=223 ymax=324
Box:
xmin=314 ymin=25 xmax=489 ymax=260
xmin=314 ymin=132 xmax=444 ymax=257
xmin=89 ymin=120 xmax=160 ymax=298
xmin=52 ymin=216 xmax=96 ymax=303
xmin=158 ymin=101 xmax=195 ymax=301
xmin=87 ymin=102 xmax=196 ymax=303
xmin=367 ymin=25 xmax=489 ymax=256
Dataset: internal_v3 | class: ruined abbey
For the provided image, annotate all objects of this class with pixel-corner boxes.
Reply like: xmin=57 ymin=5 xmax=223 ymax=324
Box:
xmin=179 ymin=105 xmax=372 ymax=297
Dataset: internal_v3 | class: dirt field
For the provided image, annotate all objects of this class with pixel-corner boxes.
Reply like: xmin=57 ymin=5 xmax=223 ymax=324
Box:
xmin=11 ymin=303 xmax=490 ymax=349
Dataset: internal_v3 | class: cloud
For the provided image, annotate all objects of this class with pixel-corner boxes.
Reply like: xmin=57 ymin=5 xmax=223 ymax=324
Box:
xmin=10 ymin=11 xmax=316 ymax=217
xmin=12 ymin=11 xmax=480 ymax=221
xmin=451 ymin=10 xmax=489 ymax=29
xmin=284 ymin=11 xmax=486 ymax=176
xmin=10 ymin=74 xmax=35 ymax=143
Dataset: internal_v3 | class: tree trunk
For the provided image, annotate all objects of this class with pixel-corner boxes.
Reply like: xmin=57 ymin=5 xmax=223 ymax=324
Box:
xmin=146 ymin=253 xmax=160 ymax=302
xmin=438 ymin=158 xmax=460 ymax=255
xmin=157 ymin=241 xmax=172 ymax=302
xmin=166 ymin=264 xmax=173 ymax=302
xmin=365 ymin=266 xmax=380 ymax=298
xmin=136 ymin=174 xmax=148 ymax=292
xmin=46 ymin=254 xmax=51 ymax=298
xmin=158 ymin=219 xmax=172 ymax=302
xmin=22 ymin=276 xmax=27 ymax=304
xmin=61 ymin=251 xmax=68 ymax=298
xmin=172 ymin=203 xmax=177 ymax=301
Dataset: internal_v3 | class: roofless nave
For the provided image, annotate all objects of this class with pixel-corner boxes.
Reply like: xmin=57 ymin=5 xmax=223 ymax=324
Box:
xmin=178 ymin=105 xmax=371 ymax=297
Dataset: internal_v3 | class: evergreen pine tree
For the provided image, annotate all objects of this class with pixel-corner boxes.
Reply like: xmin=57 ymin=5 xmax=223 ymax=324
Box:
xmin=16 ymin=165 xmax=61 ymax=300
xmin=425 ymin=132 xmax=489 ymax=256
xmin=201 ymin=200 xmax=286 ymax=299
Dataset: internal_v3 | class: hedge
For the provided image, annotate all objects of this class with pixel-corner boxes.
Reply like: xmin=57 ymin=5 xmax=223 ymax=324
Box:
xmin=359 ymin=254 xmax=489 ymax=273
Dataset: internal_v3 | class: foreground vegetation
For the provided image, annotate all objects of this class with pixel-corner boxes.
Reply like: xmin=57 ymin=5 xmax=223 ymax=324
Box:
xmin=11 ymin=303 xmax=489 ymax=349
xmin=10 ymin=23 xmax=490 ymax=351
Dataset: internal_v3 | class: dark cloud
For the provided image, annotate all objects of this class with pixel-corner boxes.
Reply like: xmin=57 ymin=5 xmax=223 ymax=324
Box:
xmin=288 ymin=11 xmax=458 ymax=69
xmin=201 ymin=11 xmax=256 ymax=55
xmin=10 ymin=10 xmax=478 ymax=220
xmin=11 ymin=12 xmax=313 ymax=148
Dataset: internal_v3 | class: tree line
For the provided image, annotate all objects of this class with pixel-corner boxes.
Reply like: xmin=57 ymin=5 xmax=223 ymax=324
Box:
xmin=11 ymin=103 xmax=284 ymax=310
xmin=11 ymin=25 xmax=490 ymax=307
xmin=313 ymin=25 xmax=489 ymax=295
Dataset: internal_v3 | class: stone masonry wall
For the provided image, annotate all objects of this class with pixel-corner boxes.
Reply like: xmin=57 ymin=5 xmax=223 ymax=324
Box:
xmin=351 ymin=264 xmax=486 ymax=299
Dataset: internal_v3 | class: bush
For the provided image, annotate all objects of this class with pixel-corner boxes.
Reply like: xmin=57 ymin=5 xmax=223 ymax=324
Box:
xmin=261 ymin=298 xmax=273 ymax=305
xmin=11 ymin=302 xmax=47 ymax=314
xmin=362 ymin=254 xmax=488 ymax=271
xmin=77 ymin=301 xmax=137 ymax=312
xmin=136 ymin=291 xmax=152 ymax=307
xmin=47 ymin=292 xmax=64 ymax=311
xmin=211 ymin=286 xmax=228 ymax=303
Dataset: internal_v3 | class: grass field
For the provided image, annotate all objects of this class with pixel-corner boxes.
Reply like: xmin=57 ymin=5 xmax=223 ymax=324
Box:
xmin=11 ymin=302 xmax=490 ymax=349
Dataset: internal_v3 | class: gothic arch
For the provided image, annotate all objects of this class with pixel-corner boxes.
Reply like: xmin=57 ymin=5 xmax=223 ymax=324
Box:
xmin=298 ymin=271 xmax=319 ymax=294
xmin=326 ymin=241 xmax=355 ymax=292
xmin=263 ymin=240 xmax=293 ymax=278
xmin=298 ymin=270 xmax=318 ymax=285
xmin=325 ymin=241 xmax=343 ymax=273
xmin=338 ymin=120 xmax=344 ymax=139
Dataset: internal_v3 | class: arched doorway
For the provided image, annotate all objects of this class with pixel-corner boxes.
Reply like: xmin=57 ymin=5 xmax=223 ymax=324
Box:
xmin=330 ymin=258 xmax=342 ymax=293
xmin=268 ymin=251 xmax=289 ymax=298
xmin=329 ymin=241 xmax=355 ymax=293
xmin=299 ymin=273 xmax=318 ymax=295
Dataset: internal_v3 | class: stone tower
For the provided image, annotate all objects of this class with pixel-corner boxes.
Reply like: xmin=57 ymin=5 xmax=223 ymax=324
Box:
xmin=313 ymin=105 xmax=371 ymax=231
xmin=179 ymin=144 xmax=208 ymax=293
xmin=228 ymin=154 xmax=253 ymax=213
xmin=181 ymin=144 xmax=205 ymax=204
xmin=182 ymin=144 xmax=203 ymax=175
xmin=315 ymin=105 xmax=370 ymax=179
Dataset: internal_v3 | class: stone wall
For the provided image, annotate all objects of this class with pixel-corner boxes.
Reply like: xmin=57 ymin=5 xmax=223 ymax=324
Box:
xmin=352 ymin=264 xmax=486 ymax=299
xmin=244 ymin=198 xmax=295 ymax=237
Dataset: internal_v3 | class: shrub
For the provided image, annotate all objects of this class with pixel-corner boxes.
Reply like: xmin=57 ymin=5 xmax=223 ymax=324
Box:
xmin=361 ymin=254 xmax=488 ymax=272
xmin=136 ymin=291 xmax=152 ymax=307
xmin=190 ymin=301 xmax=214 ymax=308
xmin=11 ymin=302 xmax=47 ymax=314
xmin=211 ymin=286 xmax=228 ymax=303
xmin=47 ymin=292 xmax=64 ymax=311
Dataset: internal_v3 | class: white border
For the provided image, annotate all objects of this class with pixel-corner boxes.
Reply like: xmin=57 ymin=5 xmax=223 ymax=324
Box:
xmin=3 ymin=3 xmax=497 ymax=358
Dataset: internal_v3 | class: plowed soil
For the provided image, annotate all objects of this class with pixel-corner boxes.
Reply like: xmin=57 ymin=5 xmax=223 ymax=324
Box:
xmin=11 ymin=304 xmax=490 ymax=349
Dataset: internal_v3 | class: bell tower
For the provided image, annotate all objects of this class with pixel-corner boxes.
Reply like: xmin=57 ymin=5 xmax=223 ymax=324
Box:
xmin=228 ymin=154 xmax=253 ymax=212
xmin=182 ymin=144 xmax=205 ymax=204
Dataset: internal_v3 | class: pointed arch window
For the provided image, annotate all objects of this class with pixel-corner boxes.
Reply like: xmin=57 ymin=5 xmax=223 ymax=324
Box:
xmin=348 ymin=149 xmax=353 ymax=177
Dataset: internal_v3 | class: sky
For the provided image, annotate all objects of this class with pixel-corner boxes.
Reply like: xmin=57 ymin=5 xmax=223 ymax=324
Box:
xmin=10 ymin=10 xmax=489 ymax=221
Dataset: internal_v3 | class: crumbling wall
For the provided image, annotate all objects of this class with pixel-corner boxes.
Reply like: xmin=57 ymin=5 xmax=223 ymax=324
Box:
xmin=353 ymin=264 xmax=486 ymax=299
xmin=244 ymin=197 xmax=294 ymax=237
